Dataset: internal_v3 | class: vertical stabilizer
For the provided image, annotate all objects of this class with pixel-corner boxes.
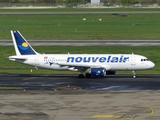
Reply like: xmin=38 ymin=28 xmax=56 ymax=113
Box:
xmin=11 ymin=30 xmax=38 ymax=55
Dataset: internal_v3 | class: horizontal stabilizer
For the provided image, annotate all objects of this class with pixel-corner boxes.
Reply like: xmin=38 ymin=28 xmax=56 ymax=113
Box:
xmin=9 ymin=56 xmax=27 ymax=62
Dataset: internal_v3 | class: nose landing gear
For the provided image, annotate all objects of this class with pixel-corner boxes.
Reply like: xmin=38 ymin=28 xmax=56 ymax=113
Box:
xmin=132 ymin=71 xmax=136 ymax=78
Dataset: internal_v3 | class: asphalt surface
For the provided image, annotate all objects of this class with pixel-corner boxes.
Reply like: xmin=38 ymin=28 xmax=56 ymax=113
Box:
xmin=0 ymin=74 xmax=160 ymax=120
xmin=1 ymin=40 xmax=160 ymax=46
xmin=1 ymin=74 xmax=160 ymax=90
xmin=1 ymin=90 xmax=160 ymax=120
xmin=1 ymin=11 xmax=160 ymax=14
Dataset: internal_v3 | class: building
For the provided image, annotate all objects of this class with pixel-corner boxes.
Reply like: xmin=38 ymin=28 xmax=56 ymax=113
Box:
xmin=91 ymin=0 xmax=102 ymax=5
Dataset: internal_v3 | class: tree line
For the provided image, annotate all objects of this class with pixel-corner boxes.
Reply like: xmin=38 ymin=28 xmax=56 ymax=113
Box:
xmin=0 ymin=0 xmax=89 ymax=3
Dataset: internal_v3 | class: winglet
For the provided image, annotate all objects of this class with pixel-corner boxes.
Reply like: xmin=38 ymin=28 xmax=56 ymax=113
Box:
xmin=11 ymin=30 xmax=38 ymax=55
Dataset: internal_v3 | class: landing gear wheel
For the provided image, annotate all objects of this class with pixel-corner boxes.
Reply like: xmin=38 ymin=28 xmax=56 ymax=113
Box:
xmin=78 ymin=74 xmax=84 ymax=78
xmin=86 ymin=73 xmax=91 ymax=78
xmin=132 ymin=71 xmax=136 ymax=79
xmin=133 ymin=75 xmax=136 ymax=79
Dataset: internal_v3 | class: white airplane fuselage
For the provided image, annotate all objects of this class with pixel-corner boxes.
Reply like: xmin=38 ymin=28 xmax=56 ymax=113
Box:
xmin=9 ymin=54 xmax=155 ymax=71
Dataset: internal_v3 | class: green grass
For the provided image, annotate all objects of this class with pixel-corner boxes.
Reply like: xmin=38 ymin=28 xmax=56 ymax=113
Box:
xmin=0 ymin=86 xmax=23 ymax=90
xmin=1 ymin=46 xmax=160 ymax=74
xmin=1 ymin=14 xmax=160 ymax=40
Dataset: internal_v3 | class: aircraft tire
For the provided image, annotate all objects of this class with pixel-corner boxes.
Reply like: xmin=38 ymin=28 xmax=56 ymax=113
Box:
xmin=78 ymin=74 xmax=84 ymax=78
xmin=86 ymin=73 xmax=91 ymax=78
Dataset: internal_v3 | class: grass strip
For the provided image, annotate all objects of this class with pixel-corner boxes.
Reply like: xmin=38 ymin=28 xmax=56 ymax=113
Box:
xmin=0 ymin=86 xmax=23 ymax=90
xmin=0 ymin=14 xmax=160 ymax=40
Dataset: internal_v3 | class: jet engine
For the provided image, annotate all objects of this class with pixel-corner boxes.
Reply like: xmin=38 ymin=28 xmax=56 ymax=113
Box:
xmin=86 ymin=68 xmax=106 ymax=77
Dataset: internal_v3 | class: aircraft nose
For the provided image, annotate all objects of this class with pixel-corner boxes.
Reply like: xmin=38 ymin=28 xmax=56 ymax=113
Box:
xmin=150 ymin=61 xmax=155 ymax=68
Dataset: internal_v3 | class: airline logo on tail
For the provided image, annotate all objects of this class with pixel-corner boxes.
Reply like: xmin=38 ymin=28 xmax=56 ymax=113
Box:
xmin=18 ymin=42 xmax=29 ymax=50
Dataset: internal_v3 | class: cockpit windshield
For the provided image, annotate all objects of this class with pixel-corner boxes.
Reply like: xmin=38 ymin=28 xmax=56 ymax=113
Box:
xmin=141 ymin=59 xmax=149 ymax=61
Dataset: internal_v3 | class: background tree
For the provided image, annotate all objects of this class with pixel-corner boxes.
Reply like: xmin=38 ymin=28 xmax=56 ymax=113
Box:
xmin=56 ymin=0 xmax=64 ymax=4
xmin=0 ymin=0 xmax=11 ymax=2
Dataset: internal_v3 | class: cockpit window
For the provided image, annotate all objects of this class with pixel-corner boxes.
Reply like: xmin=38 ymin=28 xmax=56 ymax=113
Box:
xmin=141 ymin=59 xmax=149 ymax=61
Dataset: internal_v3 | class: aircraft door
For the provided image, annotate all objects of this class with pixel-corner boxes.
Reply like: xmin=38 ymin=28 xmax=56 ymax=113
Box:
xmin=131 ymin=56 xmax=136 ymax=65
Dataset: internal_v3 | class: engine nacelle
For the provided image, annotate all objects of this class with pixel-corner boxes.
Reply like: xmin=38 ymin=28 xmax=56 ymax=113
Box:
xmin=86 ymin=68 xmax=106 ymax=77
xmin=106 ymin=70 xmax=116 ymax=75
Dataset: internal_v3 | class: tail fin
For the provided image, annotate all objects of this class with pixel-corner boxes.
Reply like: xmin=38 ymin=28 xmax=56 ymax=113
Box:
xmin=11 ymin=30 xmax=38 ymax=55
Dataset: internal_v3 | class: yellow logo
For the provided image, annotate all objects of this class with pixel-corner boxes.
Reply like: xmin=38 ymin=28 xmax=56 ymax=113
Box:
xmin=22 ymin=42 xmax=28 ymax=47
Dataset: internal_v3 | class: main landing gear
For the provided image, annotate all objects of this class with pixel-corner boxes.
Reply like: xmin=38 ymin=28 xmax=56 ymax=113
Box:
xmin=86 ymin=73 xmax=91 ymax=78
xmin=78 ymin=74 xmax=84 ymax=78
xmin=132 ymin=71 xmax=136 ymax=78
xmin=78 ymin=71 xmax=91 ymax=78
xmin=78 ymin=71 xmax=84 ymax=78
xmin=78 ymin=73 xmax=91 ymax=78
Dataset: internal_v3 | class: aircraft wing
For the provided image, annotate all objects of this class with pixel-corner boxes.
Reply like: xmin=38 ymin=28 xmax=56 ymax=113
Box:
xmin=57 ymin=63 xmax=111 ymax=71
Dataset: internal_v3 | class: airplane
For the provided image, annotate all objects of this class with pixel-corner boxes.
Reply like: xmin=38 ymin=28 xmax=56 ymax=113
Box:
xmin=9 ymin=30 xmax=155 ymax=78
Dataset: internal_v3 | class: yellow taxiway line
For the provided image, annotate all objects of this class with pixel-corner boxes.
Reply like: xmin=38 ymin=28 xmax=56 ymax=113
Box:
xmin=92 ymin=114 xmax=122 ymax=119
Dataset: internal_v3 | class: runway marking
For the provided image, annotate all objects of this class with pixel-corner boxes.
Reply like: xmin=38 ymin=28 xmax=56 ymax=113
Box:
xmin=134 ymin=106 xmax=154 ymax=120
xmin=92 ymin=105 xmax=154 ymax=119
xmin=92 ymin=114 xmax=136 ymax=119
xmin=151 ymin=108 xmax=154 ymax=114
xmin=97 ymin=86 xmax=119 ymax=90
xmin=23 ymin=77 xmax=37 ymax=81
xmin=92 ymin=114 xmax=122 ymax=118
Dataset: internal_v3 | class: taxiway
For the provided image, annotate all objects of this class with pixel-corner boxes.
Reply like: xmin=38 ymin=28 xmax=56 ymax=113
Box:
xmin=1 ymin=40 xmax=160 ymax=46
xmin=1 ymin=74 xmax=160 ymax=90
